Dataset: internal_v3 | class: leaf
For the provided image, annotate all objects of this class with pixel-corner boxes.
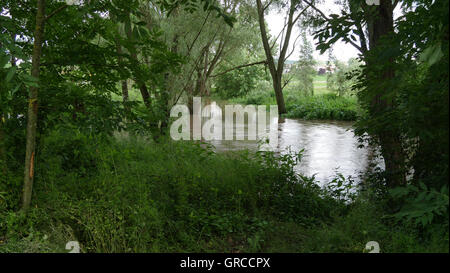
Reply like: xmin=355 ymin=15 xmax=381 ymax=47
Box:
xmin=5 ymin=66 xmax=17 ymax=83
xmin=11 ymin=83 xmax=22 ymax=96
xmin=419 ymin=43 xmax=443 ymax=66
xmin=21 ymin=74 xmax=39 ymax=88
xmin=135 ymin=21 xmax=147 ymax=26
xmin=132 ymin=26 xmax=141 ymax=40
xmin=0 ymin=55 xmax=9 ymax=68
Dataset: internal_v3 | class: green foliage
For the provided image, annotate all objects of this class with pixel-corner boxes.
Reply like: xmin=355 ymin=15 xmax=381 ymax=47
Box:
xmin=38 ymin=126 xmax=106 ymax=177
xmin=290 ymin=32 xmax=316 ymax=96
xmin=1 ymin=134 xmax=340 ymax=252
xmin=314 ymin=0 xmax=449 ymax=243
xmin=291 ymin=199 xmax=448 ymax=253
xmin=327 ymin=58 xmax=361 ymax=97
xmin=230 ymin=86 xmax=359 ymax=121
xmin=1 ymin=0 xmax=448 ymax=254
xmin=158 ymin=0 xmax=237 ymax=27
xmin=390 ymin=183 xmax=449 ymax=228
xmin=1 ymin=132 xmax=447 ymax=253
xmin=215 ymin=65 xmax=264 ymax=99
xmin=285 ymin=94 xmax=358 ymax=121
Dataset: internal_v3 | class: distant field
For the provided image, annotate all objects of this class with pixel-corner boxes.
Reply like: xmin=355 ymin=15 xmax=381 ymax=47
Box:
xmin=313 ymin=74 xmax=331 ymax=96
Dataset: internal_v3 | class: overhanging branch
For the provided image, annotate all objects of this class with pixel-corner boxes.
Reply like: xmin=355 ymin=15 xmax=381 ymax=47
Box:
xmin=210 ymin=60 xmax=267 ymax=78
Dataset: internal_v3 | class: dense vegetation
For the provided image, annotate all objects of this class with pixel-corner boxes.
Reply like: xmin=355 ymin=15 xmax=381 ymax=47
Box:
xmin=1 ymin=133 xmax=447 ymax=252
xmin=0 ymin=0 xmax=448 ymax=253
xmin=228 ymin=87 xmax=359 ymax=121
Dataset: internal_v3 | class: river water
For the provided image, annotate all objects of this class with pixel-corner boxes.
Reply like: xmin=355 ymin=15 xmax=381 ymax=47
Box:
xmin=195 ymin=101 xmax=383 ymax=185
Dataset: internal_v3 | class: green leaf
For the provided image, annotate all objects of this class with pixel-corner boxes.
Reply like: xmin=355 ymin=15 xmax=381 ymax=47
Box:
xmin=419 ymin=43 xmax=443 ymax=66
xmin=21 ymin=74 xmax=39 ymax=88
xmin=5 ymin=66 xmax=17 ymax=83
xmin=0 ymin=55 xmax=10 ymax=68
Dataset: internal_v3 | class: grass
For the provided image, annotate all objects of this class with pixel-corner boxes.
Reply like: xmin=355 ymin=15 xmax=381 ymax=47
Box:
xmin=0 ymin=129 xmax=447 ymax=253
xmin=313 ymin=75 xmax=330 ymax=96
xmin=0 ymin=129 xmax=338 ymax=252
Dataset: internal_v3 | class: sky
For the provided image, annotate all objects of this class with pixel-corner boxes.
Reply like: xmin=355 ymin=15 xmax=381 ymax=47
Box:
xmin=266 ymin=1 xmax=360 ymax=63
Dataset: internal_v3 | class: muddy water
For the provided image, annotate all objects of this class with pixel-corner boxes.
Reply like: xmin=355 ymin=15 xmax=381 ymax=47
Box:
xmin=193 ymin=101 xmax=383 ymax=185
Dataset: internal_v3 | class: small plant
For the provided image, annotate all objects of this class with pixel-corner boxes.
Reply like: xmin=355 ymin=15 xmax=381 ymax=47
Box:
xmin=390 ymin=183 xmax=449 ymax=227
xmin=326 ymin=173 xmax=357 ymax=202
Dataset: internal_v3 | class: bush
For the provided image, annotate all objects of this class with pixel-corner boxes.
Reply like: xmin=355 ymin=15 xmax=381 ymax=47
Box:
xmin=214 ymin=65 xmax=264 ymax=99
xmin=285 ymin=94 xmax=358 ymax=121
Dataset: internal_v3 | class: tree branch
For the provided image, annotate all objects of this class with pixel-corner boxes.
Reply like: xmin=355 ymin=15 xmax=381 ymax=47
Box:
xmin=285 ymin=33 xmax=301 ymax=60
xmin=263 ymin=0 xmax=274 ymax=11
xmin=187 ymin=10 xmax=212 ymax=53
xmin=302 ymin=0 xmax=329 ymax=21
xmin=44 ymin=4 xmax=68 ymax=23
xmin=304 ymin=0 xmax=365 ymax=54
xmin=210 ymin=60 xmax=267 ymax=78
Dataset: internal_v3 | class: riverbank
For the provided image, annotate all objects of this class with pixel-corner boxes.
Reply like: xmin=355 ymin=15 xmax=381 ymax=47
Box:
xmin=284 ymin=94 xmax=358 ymax=121
xmin=227 ymin=92 xmax=359 ymax=121
xmin=0 ymin=131 xmax=447 ymax=253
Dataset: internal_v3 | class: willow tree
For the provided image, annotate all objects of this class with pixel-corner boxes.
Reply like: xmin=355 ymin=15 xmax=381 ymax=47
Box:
xmin=256 ymin=0 xmax=312 ymax=114
xmin=156 ymin=0 xmax=263 ymax=112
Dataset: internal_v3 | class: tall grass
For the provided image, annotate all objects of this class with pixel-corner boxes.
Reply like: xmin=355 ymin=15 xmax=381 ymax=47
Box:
xmin=0 ymin=128 xmax=338 ymax=252
xmin=0 ymin=128 xmax=447 ymax=253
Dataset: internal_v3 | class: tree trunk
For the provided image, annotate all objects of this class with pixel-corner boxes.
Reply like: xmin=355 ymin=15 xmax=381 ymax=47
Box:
xmin=273 ymin=75 xmax=287 ymax=114
xmin=114 ymin=39 xmax=129 ymax=106
xmin=124 ymin=14 xmax=151 ymax=109
xmin=0 ymin=116 xmax=6 ymax=177
xmin=121 ymin=80 xmax=129 ymax=104
xmin=22 ymin=0 xmax=46 ymax=210
xmin=368 ymin=0 xmax=406 ymax=188
xmin=256 ymin=0 xmax=287 ymax=114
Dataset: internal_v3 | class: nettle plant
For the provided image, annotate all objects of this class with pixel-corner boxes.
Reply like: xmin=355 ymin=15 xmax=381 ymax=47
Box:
xmin=390 ymin=183 xmax=449 ymax=228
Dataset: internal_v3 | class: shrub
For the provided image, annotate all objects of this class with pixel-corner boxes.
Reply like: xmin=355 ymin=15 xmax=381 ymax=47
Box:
xmin=285 ymin=94 xmax=358 ymax=121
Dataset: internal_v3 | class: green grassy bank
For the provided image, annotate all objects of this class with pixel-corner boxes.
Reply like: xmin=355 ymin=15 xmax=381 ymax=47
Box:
xmin=229 ymin=91 xmax=359 ymax=121
xmin=0 ymin=129 xmax=447 ymax=253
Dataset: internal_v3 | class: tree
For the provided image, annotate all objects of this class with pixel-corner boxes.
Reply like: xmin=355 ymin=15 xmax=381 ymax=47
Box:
xmin=326 ymin=58 xmax=359 ymax=97
xmin=312 ymin=0 xmax=406 ymax=188
xmin=158 ymin=0 xmax=263 ymax=112
xmin=22 ymin=0 xmax=47 ymax=210
xmin=256 ymin=0 xmax=312 ymax=114
xmin=295 ymin=31 xmax=316 ymax=96
xmin=0 ymin=0 xmax=244 ymax=210
xmin=214 ymin=63 xmax=265 ymax=99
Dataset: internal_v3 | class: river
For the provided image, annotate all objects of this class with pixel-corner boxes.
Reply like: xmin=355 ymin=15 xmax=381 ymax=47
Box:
xmin=196 ymin=101 xmax=383 ymax=185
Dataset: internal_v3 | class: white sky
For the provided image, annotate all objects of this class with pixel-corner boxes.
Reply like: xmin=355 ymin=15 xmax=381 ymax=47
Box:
xmin=266 ymin=1 xmax=360 ymax=62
